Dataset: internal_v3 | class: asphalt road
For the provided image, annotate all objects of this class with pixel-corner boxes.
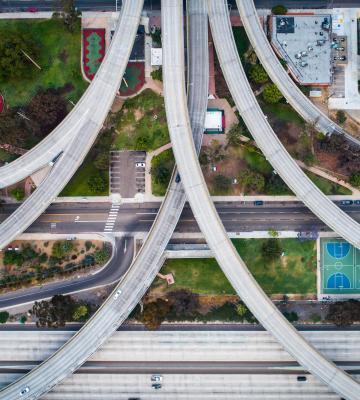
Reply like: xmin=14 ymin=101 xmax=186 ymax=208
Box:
xmin=1 ymin=0 xmax=359 ymax=12
xmin=1 ymin=200 xmax=359 ymax=234
xmin=1 ymin=360 xmax=360 ymax=375
xmin=0 ymin=236 xmax=134 ymax=309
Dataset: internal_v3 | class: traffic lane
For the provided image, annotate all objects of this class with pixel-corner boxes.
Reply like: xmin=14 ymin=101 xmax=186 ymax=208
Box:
xmin=0 ymin=237 xmax=134 ymax=309
xmin=1 ymin=0 xmax=360 ymax=12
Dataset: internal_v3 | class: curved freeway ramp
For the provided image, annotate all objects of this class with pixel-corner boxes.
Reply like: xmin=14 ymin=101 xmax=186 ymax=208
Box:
xmin=162 ymin=0 xmax=360 ymax=398
xmin=0 ymin=2 xmax=208 ymax=398
xmin=0 ymin=2 xmax=143 ymax=250
xmin=207 ymin=0 xmax=360 ymax=250
xmin=237 ymin=0 xmax=360 ymax=147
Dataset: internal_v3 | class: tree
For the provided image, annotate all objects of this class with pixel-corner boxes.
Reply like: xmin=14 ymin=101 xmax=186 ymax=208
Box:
xmin=60 ymin=0 xmax=81 ymax=32
xmin=262 ymin=83 xmax=283 ymax=104
xmin=32 ymin=295 xmax=76 ymax=328
xmin=52 ymin=240 xmax=74 ymax=258
xmin=88 ymin=173 xmax=107 ymax=193
xmin=10 ymin=188 xmax=25 ymax=201
xmin=349 ymin=172 xmax=360 ymax=188
xmin=272 ymin=5 xmax=288 ymax=15
xmin=26 ymin=89 xmax=68 ymax=137
xmin=151 ymin=67 xmax=163 ymax=82
xmin=261 ymin=238 xmax=283 ymax=262
xmin=326 ymin=300 xmax=360 ymax=327
xmin=168 ymin=290 xmax=199 ymax=316
xmin=94 ymin=152 xmax=109 ymax=170
xmin=236 ymin=303 xmax=248 ymax=319
xmin=238 ymin=169 xmax=265 ymax=193
xmin=3 ymin=250 xmax=23 ymax=267
xmin=227 ymin=124 xmax=243 ymax=147
xmin=213 ymin=174 xmax=232 ymax=194
xmin=140 ymin=298 xmax=171 ymax=330
xmin=0 ymin=109 xmax=28 ymax=147
xmin=249 ymin=64 xmax=269 ymax=84
xmin=85 ymin=241 xmax=93 ymax=251
xmin=0 ymin=311 xmax=9 ymax=324
xmin=0 ymin=31 xmax=38 ymax=80
xmin=73 ymin=304 xmax=88 ymax=321
xmin=336 ymin=110 xmax=347 ymax=124
xmin=21 ymin=245 xmax=38 ymax=261
xmin=152 ymin=164 xmax=171 ymax=185
xmin=151 ymin=27 xmax=162 ymax=46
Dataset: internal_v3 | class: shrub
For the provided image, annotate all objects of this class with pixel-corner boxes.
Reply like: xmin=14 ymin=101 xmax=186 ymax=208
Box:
xmin=52 ymin=241 xmax=74 ymax=258
xmin=85 ymin=241 xmax=93 ymax=251
xmin=336 ymin=110 xmax=347 ymax=124
xmin=151 ymin=67 xmax=162 ymax=82
xmin=73 ymin=304 xmax=88 ymax=321
xmin=262 ymin=83 xmax=283 ymax=104
xmin=249 ymin=64 xmax=269 ymax=84
xmin=10 ymin=188 xmax=25 ymax=201
xmin=271 ymin=5 xmax=288 ymax=14
xmin=283 ymin=311 xmax=299 ymax=322
xmin=349 ymin=173 xmax=360 ymax=188
xmin=0 ymin=311 xmax=9 ymax=324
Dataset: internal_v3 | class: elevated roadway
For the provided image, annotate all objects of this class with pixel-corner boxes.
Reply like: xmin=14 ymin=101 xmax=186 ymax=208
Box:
xmin=163 ymin=0 xmax=360 ymax=398
xmin=0 ymin=1 xmax=209 ymax=398
xmin=0 ymin=1 xmax=143 ymax=250
xmin=237 ymin=0 xmax=360 ymax=147
xmin=207 ymin=0 xmax=360 ymax=250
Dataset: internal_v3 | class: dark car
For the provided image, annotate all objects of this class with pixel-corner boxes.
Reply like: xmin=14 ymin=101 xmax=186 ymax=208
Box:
xmin=175 ymin=173 xmax=181 ymax=183
xmin=152 ymin=383 xmax=162 ymax=389
xmin=254 ymin=200 xmax=264 ymax=206
xmin=354 ymin=200 xmax=360 ymax=205
xmin=340 ymin=200 xmax=353 ymax=206
xmin=297 ymin=376 xmax=307 ymax=382
xmin=27 ymin=7 xmax=38 ymax=12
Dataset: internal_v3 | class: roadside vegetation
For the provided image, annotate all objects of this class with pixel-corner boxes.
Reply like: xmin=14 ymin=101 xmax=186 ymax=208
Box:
xmin=151 ymin=148 xmax=175 ymax=196
xmin=0 ymin=239 xmax=111 ymax=292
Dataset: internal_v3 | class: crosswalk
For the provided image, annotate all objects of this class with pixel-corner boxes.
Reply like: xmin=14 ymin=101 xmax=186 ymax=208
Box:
xmin=103 ymin=203 xmax=120 ymax=232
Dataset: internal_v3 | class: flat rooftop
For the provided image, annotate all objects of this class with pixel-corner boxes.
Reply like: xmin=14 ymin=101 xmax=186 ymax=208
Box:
xmin=271 ymin=15 xmax=332 ymax=85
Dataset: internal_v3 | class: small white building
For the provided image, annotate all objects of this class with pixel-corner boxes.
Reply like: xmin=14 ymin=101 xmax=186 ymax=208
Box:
xmin=204 ymin=108 xmax=224 ymax=134
xmin=151 ymin=48 xmax=162 ymax=66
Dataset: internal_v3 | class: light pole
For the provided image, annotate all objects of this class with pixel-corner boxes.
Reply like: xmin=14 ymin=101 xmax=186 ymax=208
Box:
xmin=115 ymin=0 xmax=118 ymax=12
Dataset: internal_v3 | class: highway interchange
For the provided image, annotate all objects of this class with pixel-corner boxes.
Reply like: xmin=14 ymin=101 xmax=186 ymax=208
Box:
xmin=0 ymin=0 xmax=360 ymax=398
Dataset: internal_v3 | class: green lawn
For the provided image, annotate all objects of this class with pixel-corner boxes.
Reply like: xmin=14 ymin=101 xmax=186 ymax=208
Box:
xmin=151 ymin=148 xmax=175 ymax=196
xmin=113 ymin=89 xmax=169 ymax=151
xmin=159 ymin=239 xmax=317 ymax=295
xmin=306 ymin=171 xmax=352 ymax=195
xmin=0 ymin=18 xmax=87 ymax=107
xmin=60 ymin=155 xmax=109 ymax=196
xmin=261 ymin=101 xmax=304 ymax=126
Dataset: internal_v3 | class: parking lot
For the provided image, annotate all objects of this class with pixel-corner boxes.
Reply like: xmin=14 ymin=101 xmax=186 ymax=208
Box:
xmin=331 ymin=66 xmax=345 ymax=97
xmin=110 ymin=151 xmax=146 ymax=198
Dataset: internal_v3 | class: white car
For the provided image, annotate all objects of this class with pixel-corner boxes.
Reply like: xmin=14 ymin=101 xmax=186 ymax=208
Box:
xmin=20 ymin=386 xmax=30 ymax=396
xmin=114 ymin=289 xmax=122 ymax=300
xmin=151 ymin=375 xmax=163 ymax=382
xmin=135 ymin=162 xmax=145 ymax=168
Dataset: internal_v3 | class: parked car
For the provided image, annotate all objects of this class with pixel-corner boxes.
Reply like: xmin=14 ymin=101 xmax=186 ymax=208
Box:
xmin=254 ymin=200 xmax=264 ymax=206
xmin=334 ymin=56 xmax=346 ymax=61
xmin=354 ymin=200 xmax=360 ymax=205
xmin=297 ymin=376 xmax=307 ymax=382
xmin=135 ymin=162 xmax=145 ymax=168
xmin=27 ymin=7 xmax=38 ymax=12
xmin=151 ymin=375 xmax=162 ymax=382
